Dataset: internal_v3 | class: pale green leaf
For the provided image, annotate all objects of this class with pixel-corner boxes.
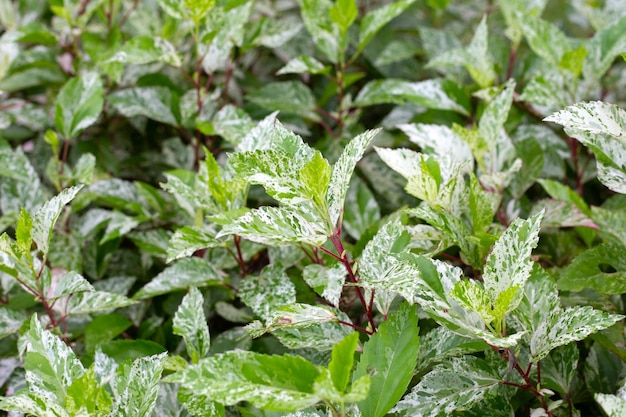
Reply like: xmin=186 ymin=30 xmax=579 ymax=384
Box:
xmin=15 ymin=207 xmax=32 ymax=253
xmin=248 ymin=81 xmax=318 ymax=120
xmin=277 ymin=56 xmax=330 ymax=76
xmin=538 ymin=178 xmax=590 ymax=215
xmin=328 ymin=332 xmax=359 ymax=393
xmin=211 ymin=105 xmax=256 ymax=145
xmin=166 ymin=225 xmax=224 ymax=262
xmin=513 ymin=267 xmax=623 ymax=360
xmin=51 ymin=270 xmax=95 ymax=299
xmin=302 ymin=263 xmax=345 ymax=308
xmin=596 ymin=378 xmax=626 ymax=417
xmin=342 ymin=177 xmax=380 ymax=240
xmin=519 ymin=13 xmax=572 ymax=69
xmin=73 ymin=153 xmax=96 ymax=185
xmin=558 ymin=243 xmax=626 ymax=294
xmin=109 ymin=87 xmax=181 ymax=126
xmin=496 ymin=0 xmax=548 ymax=44
xmin=327 ymin=129 xmax=381 ymax=228
xmin=184 ymin=0 xmax=215 ymax=23
xmin=300 ymin=0 xmax=340 ymax=62
xmin=32 ymin=185 xmax=83 ymax=257
xmin=133 ymin=257 xmax=223 ymax=299
xmin=165 ymin=351 xmax=323 ymax=411
xmin=482 ymin=211 xmax=543 ymax=314
xmin=107 ymin=36 xmax=180 ymax=67
xmin=66 ymin=291 xmax=136 ymax=315
xmin=354 ymin=79 xmax=468 ymax=115
xmin=478 ymin=79 xmax=516 ymax=151
xmin=0 ymin=306 xmax=26 ymax=339
xmin=251 ymin=18 xmax=303 ymax=49
xmin=399 ymin=123 xmax=474 ymax=167
xmin=265 ymin=303 xmax=338 ymax=332
xmin=239 ymin=263 xmax=296 ymax=323
xmin=329 ymin=0 xmax=357 ymax=34
xmin=217 ymin=205 xmax=329 ymax=247
xmin=531 ymin=199 xmax=597 ymax=229
xmin=393 ymin=356 xmax=501 ymax=416
xmin=109 ymin=353 xmax=167 ymax=417
xmin=173 ymin=287 xmax=210 ymax=363
xmin=354 ymin=302 xmax=419 ymax=417
xmin=272 ymin=317 xmax=353 ymax=351
xmin=358 ymin=0 xmax=417 ymax=52
xmin=156 ymin=0 xmax=184 ymax=19
xmin=464 ymin=16 xmax=495 ymax=87
xmin=583 ymin=15 xmax=626 ymax=81
xmin=54 ymin=72 xmax=103 ymax=139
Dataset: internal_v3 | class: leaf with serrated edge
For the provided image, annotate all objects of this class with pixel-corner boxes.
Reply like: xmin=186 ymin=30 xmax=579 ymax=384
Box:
xmin=66 ymin=291 xmax=136 ymax=315
xmin=217 ymin=205 xmax=329 ymax=247
xmin=482 ymin=211 xmax=543 ymax=314
xmin=134 ymin=257 xmax=223 ymax=299
xmin=513 ymin=266 xmax=623 ymax=360
xmin=354 ymin=302 xmax=419 ymax=417
xmin=164 ymin=351 xmax=323 ymax=411
xmin=328 ymin=332 xmax=359 ymax=393
xmin=239 ymin=263 xmax=296 ymax=323
xmin=327 ymin=129 xmax=380 ymax=228
xmin=109 ymin=353 xmax=166 ymax=417
xmin=166 ymin=224 xmax=224 ymax=263
xmin=558 ymin=243 xmax=626 ymax=294
xmin=358 ymin=0 xmax=417 ymax=52
xmin=51 ymin=271 xmax=95 ymax=299
xmin=393 ymin=356 xmax=500 ymax=416
xmin=173 ymin=287 xmax=210 ymax=363
xmin=302 ymin=264 xmax=345 ymax=307
xmin=478 ymin=79 xmax=515 ymax=150
xmin=32 ymin=185 xmax=83 ymax=257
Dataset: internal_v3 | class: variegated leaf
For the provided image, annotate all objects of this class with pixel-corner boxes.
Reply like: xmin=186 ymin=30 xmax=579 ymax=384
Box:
xmin=417 ymin=326 xmax=488 ymax=370
xmin=519 ymin=13 xmax=572 ymax=69
xmin=482 ymin=211 xmax=543 ymax=314
xmin=239 ymin=263 xmax=296 ymax=323
xmin=302 ymin=264 xmax=345 ymax=308
xmin=166 ymin=224 xmax=224 ymax=263
xmin=173 ymin=287 xmax=210 ymax=363
xmin=392 ymin=356 xmax=501 ymax=416
xmin=478 ymin=79 xmax=516 ymax=151
xmin=583 ymin=15 xmax=626 ymax=81
xmin=357 ymin=0 xmax=417 ymax=52
xmin=398 ymin=123 xmax=474 ymax=167
xmin=66 ymin=291 xmax=136 ymax=315
xmin=596 ymin=378 xmax=626 ymax=417
xmin=327 ymin=129 xmax=380 ymax=228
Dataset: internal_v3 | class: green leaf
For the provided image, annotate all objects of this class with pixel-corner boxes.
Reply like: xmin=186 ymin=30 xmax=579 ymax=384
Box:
xmin=329 ymin=0 xmax=357 ymax=35
xmin=211 ymin=104 xmax=256 ymax=145
xmin=399 ymin=123 xmax=474 ymax=167
xmin=327 ymin=129 xmax=381 ymax=228
xmin=239 ymin=263 xmax=296 ymax=323
xmin=300 ymin=0 xmax=340 ymax=62
xmin=66 ymin=291 xmax=137 ymax=315
xmin=513 ymin=266 xmax=624 ymax=360
xmin=301 ymin=151 xmax=332 ymax=213
xmin=545 ymin=101 xmax=626 ymax=194
xmin=353 ymin=79 xmax=468 ymax=115
xmin=15 ymin=207 xmax=32 ymax=254
xmin=32 ymin=185 xmax=83 ymax=257
xmin=558 ymin=243 xmax=626 ymax=294
xmin=302 ymin=263 xmax=345 ymax=308
xmin=109 ymin=87 xmax=181 ymax=126
xmin=478 ymin=79 xmax=515 ymax=152
xmin=417 ymin=326 xmax=488 ymax=370
xmin=51 ymin=270 xmax=95 ymax=299
xmin=541 ymin=343 xmax=579 ymax=397
xmin=354 ymin=302 xmax=419 ymax=417
xmin=358 ymin=0 xmax=417 ymax=52
xmin=496 ymin=0 xmax=548 ymax=44
xmin=134 ymin=257 xmax=224 ymax=299
xmin=84 ymin=314 xmax=133 ymax=352
xmin=218 ymin=205 xmax=329 ymax=247
xmin=464 ymin=15 xmax=496 ymax=88
xmin=173 ymin=287 xmax=211 ymax=363
xmin=156 ymin=0 xmax=185 ymax=19
xmin=65 ymin=368 xmax=112 ymax=416
xmin=109 ymin=353 xmax=167 ymax=417
xmin=247 ymin=81 xmax=318 ymax=120
xmin=538 ymin=178 xmax=590 ymax=215
xmin=107 ymin=36 xmax=181 ymax=67
xmin=165 ymin=351 xmax=323 ymax=411
xmin=583 ymin=15 xmax=626 ymax=81
xmin=393 ymin=356 xmax=501 ymax=416
xmin=54 ymin=72 xmax=104 ymax=139
xmin=264 ymin=303 xmax=338 ymax=333
xmin=24 ymin=316 xmax=85 ymax=406
xmin=184 ymin=0 xmax=216 ymax=23
xmin=328 ymin=332 xmax=359 ymax=393
xmin=482 ymin=211 xmax=543 ymax=314
xmin=342 ymin=177 xmax=380 ymax=240
xmin=519 ymin=13 xmax=572 ymax=69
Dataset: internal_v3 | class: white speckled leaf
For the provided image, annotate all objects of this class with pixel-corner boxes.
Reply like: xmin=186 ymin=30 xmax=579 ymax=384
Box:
xmin=107 ymin=36 xmax=180 ymax=67
xmin=478 ymin=79 xmax=515 ymax=150
xmin=24 ymin=316 xmax=85 ymax=406
xmin=32 ymin=185 xmax=83 ymax=257
xmin=109 ymin=353 xmax=166 ymax=417
xmin=300 ymin=0 xmax=340 ymax=62
xmin=465 ymin=16 xmax=496 ymax=88
xmin=392 ymin=356 xmax=500 ymax=416
xmin=513 ymin=267 xmax=623 ymax=360
xmin=218 ymin=205 xmax=329 ymax=247
xmin=302 ymin=264 xmax=345 ymax=307
xmin=239 ymin=263 xmax=296 ymax=323
xmin=583 ymin=16 xmax=626 ymax=81
xmin=272 ymin=316 xmax=353 ymax=351
xmin=417 ymin=326 xmax=488 ymax=370
xmin=354 ymin=79 xmax=468 ymax=115
xmin=342 ymin=177 xmax=381 ymax=240
xmin=211 ymin=105 xmax=256 ymax=145
xmin=164 ymin=351 xmax=323 ymax=411
xmin=166 ymin=224 xmax=224 ymax=263
xmin=277 ymin=56 xmax=329 ymax=76
xmin=173 ymin=287 xmax=210 ymax=363
xmin=50 ymin=271 xmax=95 ymax=299
xmin=266 ymin=303 xmax=337 ymax=332
xmin=519 ymin=13 xmax=571 ymax=68
xmin=327 ymin=129 xmax=380 ymax=227
xmin=0 ymin=307 xmax=27 ymax=339
xmin=54 ymin=72 xmax=104 ymax=139
xmin=0 ymin=394 xmax=57 ymax=416
xmin=497 ymin=0 xmax=548 ymax=44
xmin=596 ymin=378 xmax=626 ymax=417
xmin=357 ymin=0 xmax=417 ymax=52
xmin=134 ymin=257 xmax=223 ymax=299
xmin=482 ymin=211 xmax=543 ymax=313
xmin=66 ymin=291 xmax=136 ymax=315
xmin=156 ymin=0 xmax=184 ymax=18
xmin=399 ymin=123 xmax=474 ymax=166
xmin=248 ymin=81 xmax=318 ymax=121
xmin=108 ymin=87 xmax=180 ymax=126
